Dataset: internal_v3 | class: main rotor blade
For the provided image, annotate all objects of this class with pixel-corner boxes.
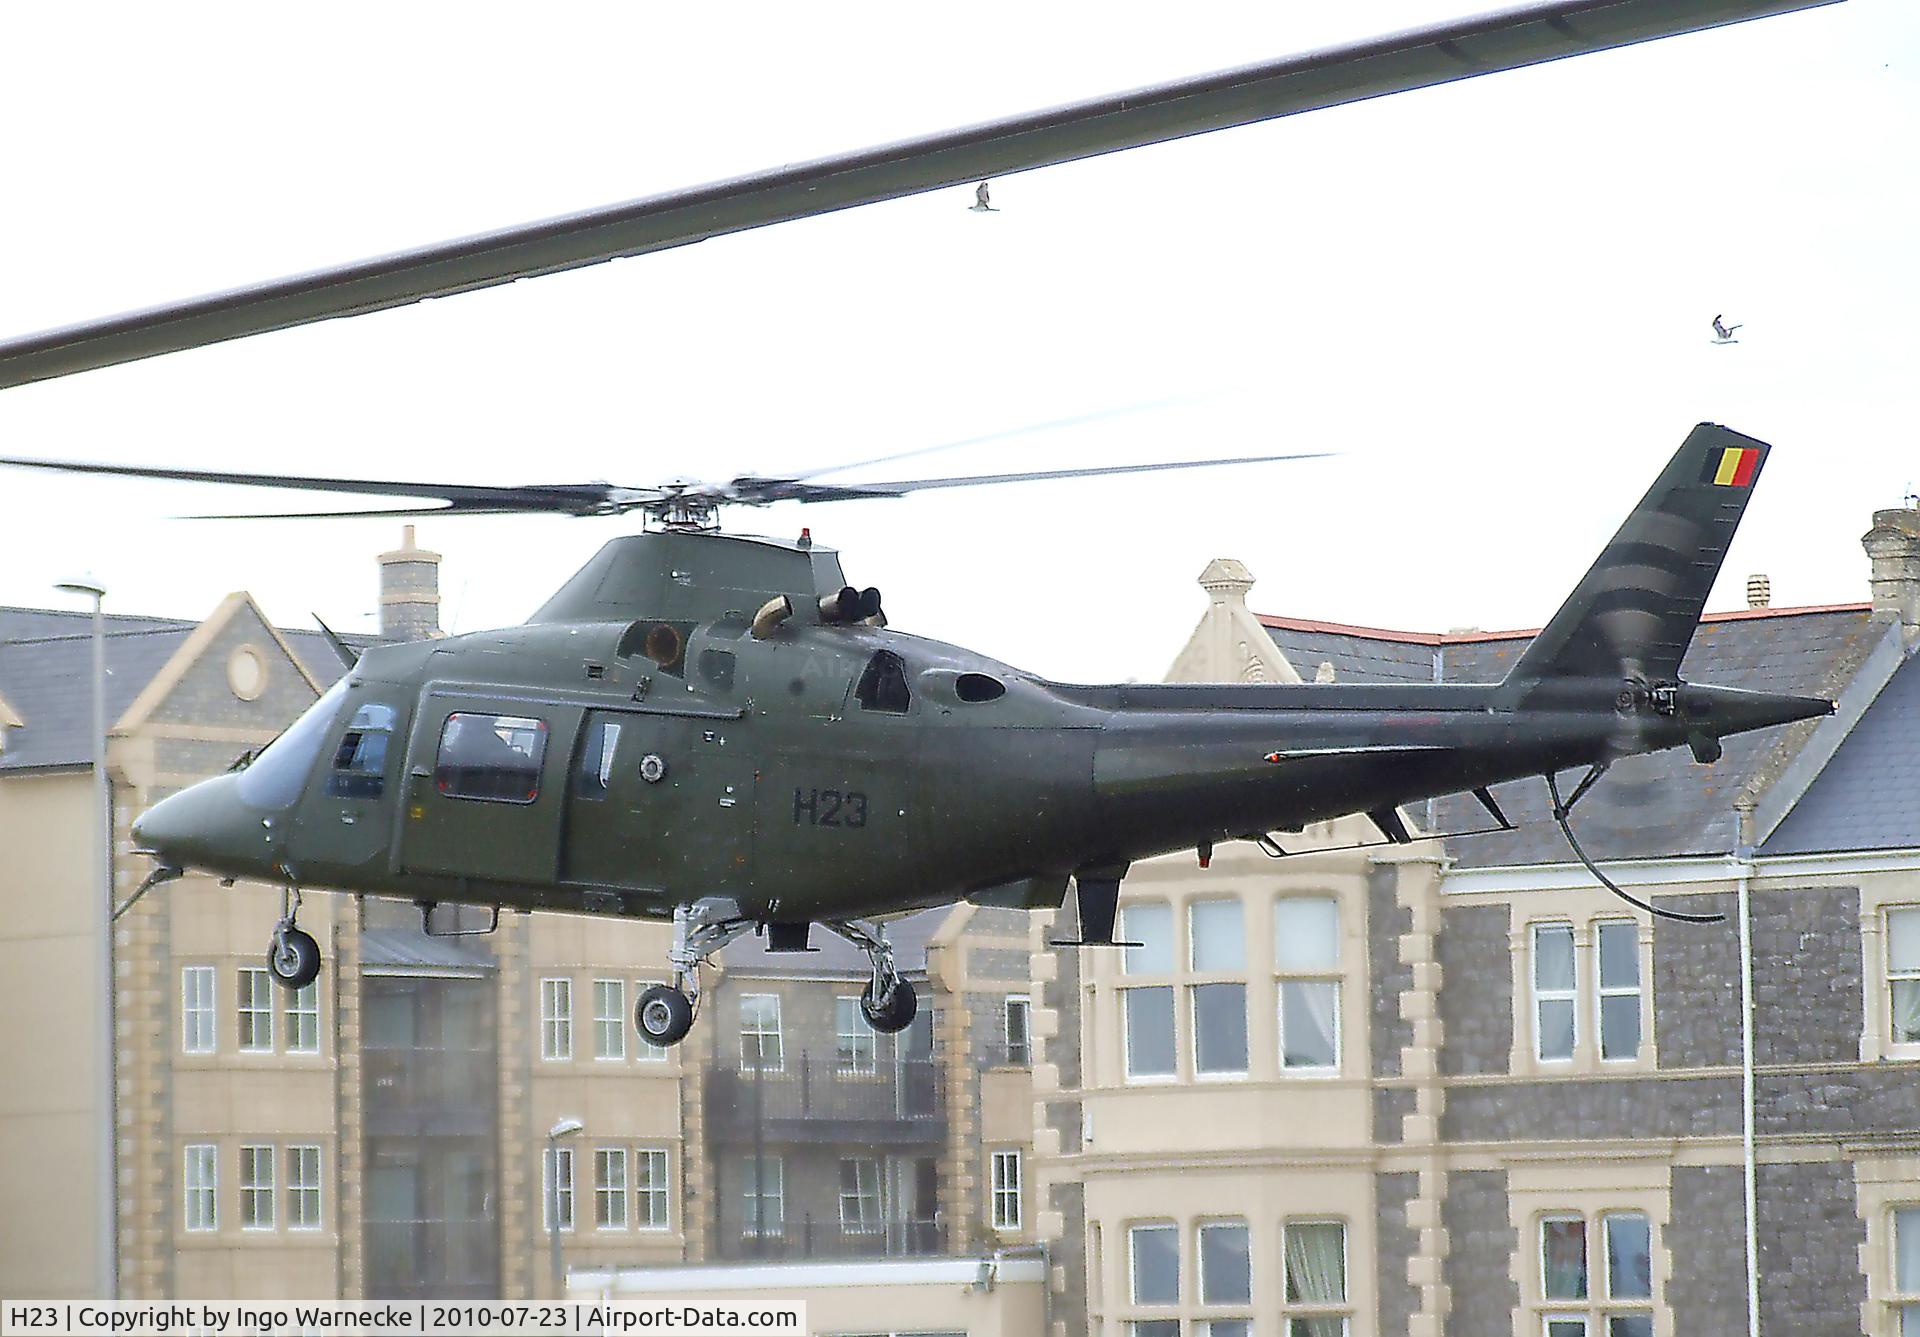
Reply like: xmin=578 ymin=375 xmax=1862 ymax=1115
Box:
xmin=0 ymin=455 xmax=648 ymax=515
xmin=0 ymin=0 xmax=1836 ymax=392
xmin=760 ymin=451 xmax=1334 ymax=503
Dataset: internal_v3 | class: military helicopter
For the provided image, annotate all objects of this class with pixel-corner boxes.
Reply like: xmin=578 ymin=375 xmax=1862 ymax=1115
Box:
xmin=0 ymin=0 xmax=1840 ymax=1045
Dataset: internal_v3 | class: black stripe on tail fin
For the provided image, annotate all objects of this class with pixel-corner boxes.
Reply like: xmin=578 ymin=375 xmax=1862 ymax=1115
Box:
xmin=1504 ymin=423 xmax=1770 ymax=686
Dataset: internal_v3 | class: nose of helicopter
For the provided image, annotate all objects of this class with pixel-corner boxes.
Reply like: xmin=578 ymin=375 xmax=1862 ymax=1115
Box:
xmin=133 ymin=773 xmax=270 ymax=873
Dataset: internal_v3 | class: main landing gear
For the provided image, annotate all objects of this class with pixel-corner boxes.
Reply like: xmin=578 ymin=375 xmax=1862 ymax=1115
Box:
xmin=267 ymin=884 xmax=321 ymax=991
xmin=633 ymin=903 xmax=917 ymax=1047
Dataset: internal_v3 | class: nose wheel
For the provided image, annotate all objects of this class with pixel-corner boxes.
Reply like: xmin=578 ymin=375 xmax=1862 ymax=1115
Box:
xmin=267 ymin=884 xmax=322 ymax=990
xmin=636 ymin=984 xmax=695 ymax=1047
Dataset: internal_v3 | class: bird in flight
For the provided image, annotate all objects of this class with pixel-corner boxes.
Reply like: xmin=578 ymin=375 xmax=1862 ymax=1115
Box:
xmin=970 ymin=181 xmax=999 ymax=213
xmin=1712 ymin=314 xmax=1742 ymax=344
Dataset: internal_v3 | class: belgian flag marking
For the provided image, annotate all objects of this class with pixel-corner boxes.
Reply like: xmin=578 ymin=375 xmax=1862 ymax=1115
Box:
xmin=1699 ymin=444 xmax=1760 ymax=487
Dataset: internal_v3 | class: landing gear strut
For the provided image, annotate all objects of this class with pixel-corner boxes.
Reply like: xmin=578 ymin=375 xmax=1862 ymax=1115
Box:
xmin=827 ymin=918 xmax=918 ymax=1035
xmin=634 ymin=900 xmax=752 ymax=1047
xmin=267 ymin=884 xmax=321 ymax=990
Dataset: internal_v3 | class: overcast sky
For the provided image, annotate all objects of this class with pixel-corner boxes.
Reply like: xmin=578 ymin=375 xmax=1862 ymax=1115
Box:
xmin=1 ymin=2 xmax=1914 ymax=682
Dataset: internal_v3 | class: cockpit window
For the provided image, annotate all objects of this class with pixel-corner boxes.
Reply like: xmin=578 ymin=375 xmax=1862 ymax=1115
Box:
xmin=235 ymin=679 xmax=348 ymax=810
xmin=328 ymin=702 xmax=398 ymax=799
xmin=855 ymin=650 xmax=911 ymax=714
xmin=435 ymin=713 xmax=549 ymax=804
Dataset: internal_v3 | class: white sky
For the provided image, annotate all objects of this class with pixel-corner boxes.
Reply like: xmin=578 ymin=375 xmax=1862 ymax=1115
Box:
xmin=1 ymin=2 xmax=1914 ymax=682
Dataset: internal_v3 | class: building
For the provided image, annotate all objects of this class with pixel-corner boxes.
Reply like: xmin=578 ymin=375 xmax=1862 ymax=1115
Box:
xmin=1030 ymin=511 xmax=1920 ymax=1335
xmin=0 ymin=529 xmax=1031 ymax=1306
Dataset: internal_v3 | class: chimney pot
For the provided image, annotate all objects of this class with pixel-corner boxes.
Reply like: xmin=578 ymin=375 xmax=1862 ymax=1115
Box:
xmin=378 ymin=525 xmax=443 ymax=641
xmin=1746 ymin=573 xmax=1771 ymax=609
xmin=1863 ymin=507 xmax=1920 ymax=636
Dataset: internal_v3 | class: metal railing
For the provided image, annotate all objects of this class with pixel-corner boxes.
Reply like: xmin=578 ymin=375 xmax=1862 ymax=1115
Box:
xmin=714 ymin=1214 xmax=944 ymax=1261
xmin=705 ymin=1055 xmax=944 ymax=1142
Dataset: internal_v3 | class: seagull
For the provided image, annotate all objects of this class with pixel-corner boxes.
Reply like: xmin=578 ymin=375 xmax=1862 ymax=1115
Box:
xmin=1712 ymin=314 xmax=1742 ymax=344
xmin=970 ymin=181 xmax=999 ymax=213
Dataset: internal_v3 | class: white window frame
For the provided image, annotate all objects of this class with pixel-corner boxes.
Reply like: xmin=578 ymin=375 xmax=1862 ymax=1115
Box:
xmin=595 ymin=1147 xmax=628 ymax=1230
xmin=1121 ymin=984 xmax=1178 ymax=1084
xmin=1196 ymin=1217 xmax=1253 ymax=1311
xmin=542 ymin=1145 xmax=575 ymax=1233
xmin=991 ymin=1149 xmax=1022 ymax=1232
xmin=1127 ymin=1219 xmax=1180 ymax=1307
xmin=1531 ymin=922 xmax=1579 ymax=1063
xmin=285 ymin=981 xmax=320 ymax=1055
xmin=741 ymin=1155 xmax=784 ymax=1238
xmin=739 ymin=993 xmax=784 ymax=1072
xmin=1280 ymin=1217 xmax=1350 ymax=1332
xmin=835 ymin=995 xmax=876 ymax=1074
xmin=237 ymin=967 xmax=274 ymax=1053
xmin=839 ymin=1156 xmax=883 ymax=1235
xmin=1004 ymin=994 xmax=1032 ymax=1066
xmin=1892 ymin=1204 xmax=1920 ymax=1331
xmin=1275 ymin=896 xmax=1343 ymax=1076
xmin=183 ymin=1144 xmax=217 ymax=1232
xmin=1189 ymin=899 xmax=1249 ymax=1081
xmin=286 ymin=1145 xmax=322 ymax=1231
xmin=240 ymin=1144 xmax=275 ymax=1231
xmin=636 ymin=1148 xmax=671 ymax=1231
xmin=540 ymin=977 xmax=573 ymax=1061
xmin=1534 ymin=1210 xmax=1656 ymax=1332
xmin=1888 ymin=906 xmax=1920 ymax=1053
xmin=182 ymin=966 xmax=216 ymax=1055
xmin=593 ymin=978 xmax=626 ymax=1061
xmin=1594 ymin=920 xmax=1644 ymax=1064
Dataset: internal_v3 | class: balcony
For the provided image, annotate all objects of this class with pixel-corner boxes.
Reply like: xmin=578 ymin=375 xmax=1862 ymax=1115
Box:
xmin=364 ymin=1046 xmax=497 ymax=1138
xmin=713 ymin=1215 xmax=945 ymax=1262
xmin=704 ymin=1055 xmax=944 ymax=1145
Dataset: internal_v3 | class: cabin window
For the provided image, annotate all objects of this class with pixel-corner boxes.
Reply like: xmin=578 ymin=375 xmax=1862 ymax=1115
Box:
xmin=956 ymin=672 xmax=1006 ymax=703
xmin=236 ymin=678 xmax=348 ymax=809
xmin=855 ymin=650 xmax=911 ymax=714
xmin=327 ymin=702 xmax=397 ymax=798
xmin=435 ymin=713 xmax=549 ymax=804
xmin=575 ymin=720 xmax=622 ymax=800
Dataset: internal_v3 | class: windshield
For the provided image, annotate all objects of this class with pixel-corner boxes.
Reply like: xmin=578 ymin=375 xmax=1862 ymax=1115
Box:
xmin=235 ymin=678 xmax=349 ymax=810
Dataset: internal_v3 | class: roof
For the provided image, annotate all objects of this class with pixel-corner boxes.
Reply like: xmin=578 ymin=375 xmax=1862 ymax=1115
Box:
xmin=359 ymin=926 xmax=498 ymax=975
xmin=0 ymin=605 xmax=371 ymax=772
xmin=1762 ymin=650 xmax=1920 ymax=856
xmin=717 ymin=906 xmax=949 ymax=978
xmin=1258 ymin=603 xmax=1882 ymax=864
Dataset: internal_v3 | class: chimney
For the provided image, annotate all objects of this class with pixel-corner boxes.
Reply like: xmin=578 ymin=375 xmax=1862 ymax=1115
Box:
xmin=377 ymin=524 xmax=442 ymax=641
xmin=1746 ymin=573 xmax=1771 ymax=609
xmin=1864 ymin=507 xmax=1920 ymax=634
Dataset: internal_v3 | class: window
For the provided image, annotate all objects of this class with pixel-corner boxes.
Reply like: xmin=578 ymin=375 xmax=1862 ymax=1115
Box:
xmin=286 ymin=1146 xmax=321 ymax=1230
xmin=182 ymin=966 xmax=215 ymax=1054
xmin=740 ymin=994 xmax=784 ymax=1071
xmin=595 ymin=1148 xmax=628 ymax=1229
xmin=542 ymin=1146 xmax=575 ymax=1232
xmin=434 ymin=712 xmax=548 ymax=803
xmin=1198 ymin=1219 xmax=1252 ymax=1307
xmin=840 ymin=1157 xmax=883 ymax=1234
xmin=1004 ymin=995 xmax=1032 ymax=1066
xmin=238 ymin=968 xmax=273 ymax=1053
xmin=184 ymin=1145 xmax=217 ymax=1232
xmin=634 ymin=981 xmax=669 ymax=1063
xmin=285 ymin=981 xmax=320 ymax=1055
xmin=1539 ymin=1212 xmax=1653 ymax=1335
xmin=1122 ymin=903 xmax=1177 ymax=1081
xmin=836 ymin=996 xmax=876 ymax=1074
xmin=1190 ymin=900 xmax=1249 ymax=1077
xmin=1276 ymin=897 xmax=1341 ymax=1072
xmin=594 ymin=979 xmax=625 ymax=1061
xmin=240 ymin=1145 xmax=275 ymax=1230
xmin=855 ymin=650 xmax=911 ymax=714
xmin=742 ymin=1156 xmax=784 ymax=1237
xmin=540 ymin=978 xmax=573 ymax=1061
xmin=1596 ymin=921 xmax=1642 ymax=1062
xmin=1130 ymin=1221 xmax=1180 ymax=1306
xmin=235 ymin=677 xmax=346 ymax=810
xmin=992 ymin=1150 xmax=1022 ymax=1232
xmin=1283 ymin=1219 xmax=1349 ymax=1335
xmin=636 ymin=1149 xmax=670 ymax=1230
xmin=327 ymin=701 xmax=396 ymax=798
xmin=575 ymin=719 xmax=622 ymax=800
xmin=1890 ymin=908 xmax=1920 ymax=1047
xmin=1533 ymin=923 xmax=1578 ymax=1062
xmin=1894 ymin=1206 xmax=1920 ymax=1334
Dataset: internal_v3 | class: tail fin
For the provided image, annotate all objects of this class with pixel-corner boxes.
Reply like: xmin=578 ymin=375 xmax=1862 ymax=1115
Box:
xmin=1504 ymin=423 xmax=1770 ymax=685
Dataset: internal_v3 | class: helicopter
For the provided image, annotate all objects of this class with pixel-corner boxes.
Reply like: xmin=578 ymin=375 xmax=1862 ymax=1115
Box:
xmin=0 ymin=0 xmax=1841 ymax=1045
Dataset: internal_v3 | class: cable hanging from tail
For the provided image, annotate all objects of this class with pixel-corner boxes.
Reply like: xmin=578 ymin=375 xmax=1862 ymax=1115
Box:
xmin=1546 ymin=770 xmax=1724 ymax=925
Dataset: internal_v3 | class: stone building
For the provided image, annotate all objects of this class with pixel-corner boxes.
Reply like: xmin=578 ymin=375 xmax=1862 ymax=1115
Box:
xmin=1030 ymin=512 xmax=1920 ymax=1335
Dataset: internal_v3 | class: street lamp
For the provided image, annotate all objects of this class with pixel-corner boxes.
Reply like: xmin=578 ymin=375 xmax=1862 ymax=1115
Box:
xmin=55 ymin=578 xmax=115 ymax=1300
xmin=547 ymin=1117 xmax=584 ymax=1300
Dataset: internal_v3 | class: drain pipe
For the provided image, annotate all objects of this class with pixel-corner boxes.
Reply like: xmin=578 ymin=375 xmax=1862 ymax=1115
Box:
xmin=1732 ymin=795 xmax=1760 ymax=1337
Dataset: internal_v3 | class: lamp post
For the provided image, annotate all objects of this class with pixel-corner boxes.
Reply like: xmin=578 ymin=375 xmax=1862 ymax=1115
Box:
xmin=55 ymin=578 xmax=115 ymax=1300
xmin=546 ymin=1117 xmax=584 ymax=1300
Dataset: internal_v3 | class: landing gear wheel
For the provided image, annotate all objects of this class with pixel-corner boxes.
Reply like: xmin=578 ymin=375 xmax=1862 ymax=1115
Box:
xmin=860 ymin=977 xmax=917 ymax=1034
xmin=268 ymin=927 xmax=321 ymax=990
xmin=636 ymin=984 xmax=695 ymax=1047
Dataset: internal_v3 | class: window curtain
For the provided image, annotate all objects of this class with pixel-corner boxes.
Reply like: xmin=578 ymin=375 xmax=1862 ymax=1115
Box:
xmin=1894 ymin=980 xmax=1920 ymax=1045
xmin=1285 ymin=1222 xmax=1346 ymax=1335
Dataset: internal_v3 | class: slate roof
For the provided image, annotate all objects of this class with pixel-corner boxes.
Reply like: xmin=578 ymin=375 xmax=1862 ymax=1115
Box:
xmin=717 ymin=906 xmax=948 ymax=978
xmin=0 ymin=605 xmax=370 ymax=773
xmin=1259 ymin=604 xmax=1883 ymax=865
xmin=1762 ymin=652 xmax=1920 ymax=856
